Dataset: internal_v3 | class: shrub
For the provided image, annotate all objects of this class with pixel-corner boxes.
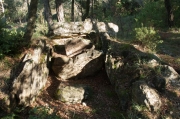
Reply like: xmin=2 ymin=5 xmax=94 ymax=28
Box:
xmin=172 ymin=0 xmax=180 ymax=27
xmin=33 ymin=23 xmax=48 ymax=37
xmin=134 ymin=26 xmax=163 ymax=52
xmin=5 ymin=0 xmax=28 ymax=23
xmin=29 ymin=106 xmax=60 ymax=119
xmin=0 ymin=19 xmax=24 ymax=58
xmin=134 ymin=1 xmax=166 ymax=28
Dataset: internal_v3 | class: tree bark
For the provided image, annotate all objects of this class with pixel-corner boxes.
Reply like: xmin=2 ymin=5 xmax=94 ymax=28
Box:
xmin=44 ymin=0 xmax=53 ymax=33
xmin=91 ymin=0 xmax=94 ymax=19
xmin=82 ymin=0 xmax=90 ymax=21
xmin=102 ymin=1 xmax=107 ymax=18
xmin=164 ymin=0 xmax=174 ymax=27
xmin=0 ymin=0 xmax=4 ymax=13
xmin=80 ymin=0 xmax=83 ymax=17
xmin=71 ymin=0 xmax=74 ymax=22
xmin=26 ymin=0 xmax=30 ymax=10
xmin=23 ymin=0 xmax=38 ymax=42
xmin=0 ymin=0 xmax=5 ymax=23
xmin=55 ymin=0 xmax=64 ymax=22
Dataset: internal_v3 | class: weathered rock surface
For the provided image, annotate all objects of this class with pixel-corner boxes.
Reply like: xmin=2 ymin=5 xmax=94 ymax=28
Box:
xmin=105 ymin=41 xmax=162 ymax=85
xmin=104 ymin=34 xmax=180 ymax=118
xmin=0 ymin=79 xmax=10 ymax=112
xmin=132 ymin=81 xmax=162 ymax=112
xmin=152 ymin=65 xmax=180 ymax=92
xmin=52 ymin=19 xmax=119 ymax=37
xmin=53 ymin=19 xmax=93 ymax=36
xmin=10 ymin=40 xmax=49 ymax=107
xmin=55 ymin=83 xmax=91 ymax=104
xmin=51 ymin=26 xmax=106 ymax=81
xmin=51 ymin=37 xmax=73 ymax=46
xmin=0 ymin=67 xmax=11 ymax=111
xmin=52 ymin=49 xmax=103 ymax=80
xmin=65 ymin=38 xmax=93 ymax=57
xmin=158 ymin=65 xmax=180 ymax=82
xmin=96 ymin=22 xmax=119 ymax=37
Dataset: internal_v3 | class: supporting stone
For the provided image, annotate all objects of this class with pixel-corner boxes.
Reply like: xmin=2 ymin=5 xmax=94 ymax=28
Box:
xmin=55 ymin=83 xmax=91 ymax=104
xmin=10 ymin=40 xmax=50 ymax=107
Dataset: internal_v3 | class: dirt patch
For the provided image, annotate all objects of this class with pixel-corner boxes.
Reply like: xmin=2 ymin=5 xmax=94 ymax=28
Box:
xmin=26 ymin=70 xmax=123 ymax=119
xmin=0 ymin=69 xmax=123 ymax=118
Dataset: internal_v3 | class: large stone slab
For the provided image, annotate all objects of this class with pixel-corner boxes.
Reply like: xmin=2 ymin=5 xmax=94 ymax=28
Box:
xmin=65 ymin=38 xmax=93 ymax=57
xmin=52 ymin=49 xmax=103 ymax=80
xmin=53 ymin=19 xmax=93 ymax=36
xmin=10 ymin=40 xmax=49 ymax=107
xmin=53 ymin=19 xmax=119 ymax=38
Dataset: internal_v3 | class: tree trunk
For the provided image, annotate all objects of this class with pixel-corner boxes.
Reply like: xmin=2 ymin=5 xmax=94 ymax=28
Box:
xmin=164 ymin=0 xmax=174 ymax=27
xmin=102 ymin=1 xmax=107 ymax=18
xmin=27 ymin=0 xmax=30 ymax=10
xmin=80 ymin=0 xmax=83 ymax=17
xmin=82 ymin=0 xmax=90 ymax=21
xmin=23 ymin=0 xmax=38 ymax=42
xmin=0 ymin=0 xmax=6 ymax=23
xmin=71 ymin=0 xmax=74 ymax=22
xmin=44 ymin=0 xmax=53 ymax=33
xmin=91 ymin=0 xmax=94 ymax=19
xmin=55 ymin=0 xmax=64 ymax=22
xmin=0 ymin=0 xmax=4 ymax=13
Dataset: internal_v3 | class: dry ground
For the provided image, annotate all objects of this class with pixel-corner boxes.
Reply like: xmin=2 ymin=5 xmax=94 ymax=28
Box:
xmin=30 ymin=70 xmax=123 ymax=119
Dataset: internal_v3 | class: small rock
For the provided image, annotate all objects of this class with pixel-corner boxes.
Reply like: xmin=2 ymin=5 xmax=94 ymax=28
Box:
xmin=170 ymin=111 xmax=173 ymax=114
xmin=45 ymin=103 xmax=49 ymax=107
xmin=82 ymin=102 xmax=87 ymax=106
xmin=132 ymin=81 xmax=162 ymax=112
xmin=55 ymin=83 xmax=91 ymax=104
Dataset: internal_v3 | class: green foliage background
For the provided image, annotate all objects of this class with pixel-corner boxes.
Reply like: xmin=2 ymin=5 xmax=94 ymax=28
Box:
xmin=134 ymin=0 xmax=166 ymax=28
xmin=0 ymin=16 xmax=24 ymax=59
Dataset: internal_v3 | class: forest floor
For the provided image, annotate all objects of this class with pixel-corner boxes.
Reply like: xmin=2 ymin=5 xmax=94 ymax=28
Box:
xmin=31 ymin=70 xmax=123 ymax=119
xmin=157 ymin=31 xmax=180 ymax=73
xmin=0 ymin=30 xmax=180 ymax=119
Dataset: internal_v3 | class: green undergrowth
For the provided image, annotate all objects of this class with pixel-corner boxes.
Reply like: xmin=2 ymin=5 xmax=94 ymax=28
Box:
xmin=28 ymin=106 xmax=60 ymax=119
xmin=0 ymin=18 xmax=26 ymax=59
xmin=32 ymin=23 xmax=48 ymax=38
xmin=133 ymin=26 xmax=163 ymax=52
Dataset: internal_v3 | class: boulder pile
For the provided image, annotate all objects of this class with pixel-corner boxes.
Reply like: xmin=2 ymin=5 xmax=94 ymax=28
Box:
xmin=1 ymin=19 xmax=180 ymax=118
